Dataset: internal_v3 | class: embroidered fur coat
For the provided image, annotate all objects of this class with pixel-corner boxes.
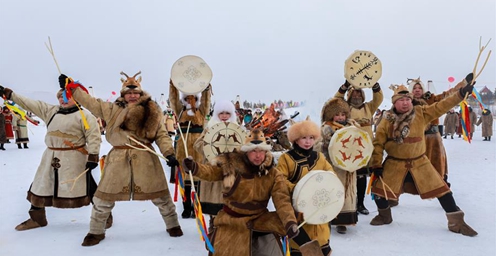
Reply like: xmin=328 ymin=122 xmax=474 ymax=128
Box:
xmin=370 ymin=92 xmax=463 ymax=199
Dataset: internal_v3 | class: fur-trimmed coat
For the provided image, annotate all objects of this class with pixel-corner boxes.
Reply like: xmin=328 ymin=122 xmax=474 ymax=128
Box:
xmin=476 ymin=111 xmax=493 ymax=137
xmin=370 ymin=92 xmax=463 ymax=199
xmin=72 ymin=88 xmax=175 ymax=202
xmin=192 ymin=151 xmax=297 ymax=256
xmin=413 ymin=81 xmax=467 ymax=178
xmin=11 ymin=92 xmax=101 ymax=208
xmin=276 ymin=147 xmax=334 ymax=250
xmin=169 ymin=83 xmax=211 ymax=182
xmin=334 ymin=86 xmax=383 ymax=138
xmin=321 ymin=120 xmax=359 ymax=225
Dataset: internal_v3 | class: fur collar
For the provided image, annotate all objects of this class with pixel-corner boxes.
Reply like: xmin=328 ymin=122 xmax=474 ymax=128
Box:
xmin=211 ymin=151 xmax=274 ymax=191
xmin=384 ymin=107 xmax=415 ymax=144
xmin=114 ymin=91 xmax=162 ymax=141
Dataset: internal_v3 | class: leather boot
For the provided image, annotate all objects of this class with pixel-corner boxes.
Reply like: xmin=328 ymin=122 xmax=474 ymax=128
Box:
xmin=182 ymin=201 xmax=192 ymax=219
xmin=17 ymin=143 xmax=22 ymax=149
xmin=388 ymin=199 xmax=399 ymax=207
xmin=166 ymin=226 xmax=184 ymax=237
xmin=23 ymin=143 xmax=28 ymax=148
xmin=81 ymin=233 xmax=105 ymax=246
xmin=446 ymin=211 xmax=478 ymax=237
xmin=370 ymin=207 xmax=393 ymax=226
xmin=483 ymin=137 xmax=488 ymax=141
xmin=0 ymin=144 xmax=5 ymax=150
xmin=105 ymin=212 xmax=113 ymax=229
xmin=299 ymin=240 xmax=324 ymax=256
xmin=489 ymin=136 xmax=491 ymax=141
xmin=15 ymin=208 xmax=48 ymax=231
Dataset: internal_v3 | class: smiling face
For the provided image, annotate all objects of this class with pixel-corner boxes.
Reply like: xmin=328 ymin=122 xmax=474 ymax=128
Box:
xmin=218 ymin=111 xmax=232 ymax=122
xmin=333 ymin=112 xmax=347 ymax=123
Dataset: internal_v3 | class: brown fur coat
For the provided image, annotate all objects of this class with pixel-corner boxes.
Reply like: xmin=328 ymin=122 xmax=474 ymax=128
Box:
xmin=192 ymin=151 xmax=297 ymax=256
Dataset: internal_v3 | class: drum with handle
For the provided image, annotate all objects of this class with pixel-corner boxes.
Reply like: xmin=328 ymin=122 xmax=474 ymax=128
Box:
xmin=202 ymin=122 xmax=248 ymax=162
xmin=328 ymin=126 xmax=373 ymax=172
xmin=171 ymin=55 xmax=212 ymax=94
xmin=344 ymin=50 xmax=382 ymax=88
xmin=292 ymin=170 xmax=345 ymax=225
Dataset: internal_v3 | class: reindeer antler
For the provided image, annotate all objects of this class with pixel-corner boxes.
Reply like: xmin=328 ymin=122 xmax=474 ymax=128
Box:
xmin=132 ymin=71 xmax=142 ymax=78
xmin=120 ymin=71 xmax=129 ymax=78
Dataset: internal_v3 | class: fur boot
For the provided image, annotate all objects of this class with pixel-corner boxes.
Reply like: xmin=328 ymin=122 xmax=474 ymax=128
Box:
xmin=81 ymin=233 xmax=105 ymax=246
xmin=299 ymin=240 xmax=324 ymax=256
xmin=446 ymin=211 xmax=478 ymax=237
xmin=15 ymin=209 xmax=48 ymax=231
xmin=166 ymin=226 xmax=184 ymax=237
xmin=105 ymin=212 xmax=113 ymax=229
xmin=370 ymin=207 xmax=393 ymax=226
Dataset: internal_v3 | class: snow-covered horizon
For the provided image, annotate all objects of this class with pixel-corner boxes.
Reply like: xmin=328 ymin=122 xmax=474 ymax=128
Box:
xmin=0 ymin=106 xmax=495 ymax=256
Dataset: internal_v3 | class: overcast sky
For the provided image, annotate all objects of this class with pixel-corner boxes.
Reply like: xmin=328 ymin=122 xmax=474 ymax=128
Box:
xmin=0 ymin=0 xmax=494 ymax=106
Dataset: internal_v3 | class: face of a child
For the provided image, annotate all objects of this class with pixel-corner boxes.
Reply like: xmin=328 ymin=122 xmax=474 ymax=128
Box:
xmin=218 ymin=111 xmax=231 ymax=122
xmin=333 ymin=112 xmax=347 ymax=122
xmin=295 ymin=135 xmax=315 ymax=150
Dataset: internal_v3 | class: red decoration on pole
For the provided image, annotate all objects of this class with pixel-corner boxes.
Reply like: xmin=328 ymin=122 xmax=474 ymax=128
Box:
xmin=448 ymin=76 xmax=455 ymax=83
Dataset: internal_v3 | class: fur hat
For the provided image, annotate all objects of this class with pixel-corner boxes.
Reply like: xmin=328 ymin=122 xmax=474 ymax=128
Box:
xmin=407 ymin=77 xmax=426 ymax=93
xmin=120 ymin=71 xmax=143 ymax=95
xmin=345 ymin=87 xmax=365 ymax=104
xmin=240 ymin=128 xmax=272 ymax=152
xmin=287 ymin=116 xmax=321 ymax=143
xmin=179 ymin=91 xmax=202 ymax=109
xmin=320 ymin=98 xmax=350 ymax=123
xmin=207 ymin=99 xmax=238 ymax=127
xmin=390 ymin=84 xmax=413 ymax=103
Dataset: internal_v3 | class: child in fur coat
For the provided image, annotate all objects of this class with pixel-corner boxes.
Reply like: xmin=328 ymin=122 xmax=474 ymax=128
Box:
xmin=321 ymin=98 xmax=360 ymax=235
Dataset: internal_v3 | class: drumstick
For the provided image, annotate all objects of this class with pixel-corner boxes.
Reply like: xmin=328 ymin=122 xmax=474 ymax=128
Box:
xmin=297 ymin=199 xmax=339 ymax=229
xmin=379 ymin=177 xmax=398 ymax=199
xmin=381 ymin=178 xmax=388 ymax=201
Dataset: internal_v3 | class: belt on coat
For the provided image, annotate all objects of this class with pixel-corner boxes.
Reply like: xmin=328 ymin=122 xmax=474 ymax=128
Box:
xmin=48 ymin=144 xmax=85 ymax=151
xmin=222 ymin=205 xmax=256 ymax=218
xmin=385 ymin=153 xmax=425 ymax=162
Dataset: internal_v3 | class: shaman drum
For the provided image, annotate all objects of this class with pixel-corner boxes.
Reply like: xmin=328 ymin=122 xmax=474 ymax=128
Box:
xmin=202 ymin=122 xmax=248 ymax=162
xmin=171 ymin=55 xmax=212 ymax=94
xmin=344 ymin=50 xmax=382 ymax=89
xmin=328 ymin=126 xmax=373 ymax=172
xmin=292 ymin=171 xmax=345 ymax=225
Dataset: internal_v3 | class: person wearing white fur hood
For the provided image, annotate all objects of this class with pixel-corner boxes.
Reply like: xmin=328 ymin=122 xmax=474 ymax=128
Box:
xmin=193 ymin=99 xmax=238 ymax=233
xmin=169 ymin=81 xmax=212 ymax=219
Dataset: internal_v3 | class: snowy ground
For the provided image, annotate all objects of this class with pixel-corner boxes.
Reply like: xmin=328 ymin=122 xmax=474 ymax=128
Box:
xmin=0 ymin=111 xmax=495 ymax=256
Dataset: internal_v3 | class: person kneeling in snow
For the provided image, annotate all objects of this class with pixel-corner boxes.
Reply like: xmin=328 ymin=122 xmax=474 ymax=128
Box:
xmin=183 ymin=129 xmax=299 ymax=256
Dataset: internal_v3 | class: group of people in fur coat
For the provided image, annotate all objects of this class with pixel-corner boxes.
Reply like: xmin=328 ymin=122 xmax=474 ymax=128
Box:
xmin=0 ymin=69 xmax=481 ymax=256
